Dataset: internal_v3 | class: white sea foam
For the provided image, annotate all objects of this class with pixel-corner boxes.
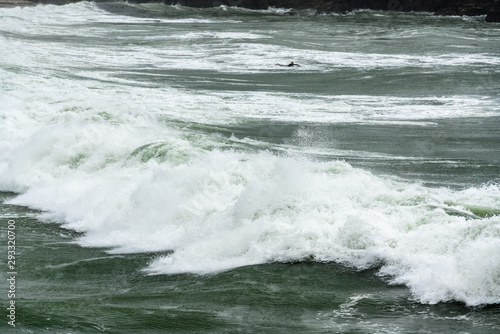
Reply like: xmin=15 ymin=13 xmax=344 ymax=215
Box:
xmin=1 ymin=2 xmax=500 ymax=307
xmin=2 ymin=93 xmax=500 ymax=306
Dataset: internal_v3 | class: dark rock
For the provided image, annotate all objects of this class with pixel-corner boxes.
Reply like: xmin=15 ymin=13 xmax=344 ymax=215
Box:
xmin=165 ymin=0 xmax=499 ymax=18
xmin=437 ymin=0 xmax=498 ymax=16
xmin=486 ymin=4 xmax=500 ymax=21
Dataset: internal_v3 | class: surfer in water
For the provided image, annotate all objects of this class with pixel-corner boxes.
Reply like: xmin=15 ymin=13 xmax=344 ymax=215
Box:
xmin=275 ymin=61 xmax=300 ymax=67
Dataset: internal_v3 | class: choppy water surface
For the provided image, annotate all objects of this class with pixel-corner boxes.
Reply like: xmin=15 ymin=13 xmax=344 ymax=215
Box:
xmin=1 ymin=2 xmax=500 ymax=332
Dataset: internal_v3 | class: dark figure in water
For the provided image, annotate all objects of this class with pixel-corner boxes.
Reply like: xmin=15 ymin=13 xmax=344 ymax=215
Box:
xmin=275 ymin=61 xmax=300 ymax=67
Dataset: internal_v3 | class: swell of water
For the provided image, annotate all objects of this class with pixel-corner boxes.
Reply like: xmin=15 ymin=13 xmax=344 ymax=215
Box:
xmin=1 ymin=2 xmax=500 ymax=307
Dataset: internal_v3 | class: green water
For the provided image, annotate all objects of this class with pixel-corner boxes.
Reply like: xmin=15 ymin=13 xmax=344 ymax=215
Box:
xmin=2 ymin=201 xmax=499 ymax=333
xmin=1 ymin=2 xmax=500 ymax=332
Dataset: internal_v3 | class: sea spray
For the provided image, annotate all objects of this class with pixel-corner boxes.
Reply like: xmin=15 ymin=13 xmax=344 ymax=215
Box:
xmin=1 ymin=2 xmax=499 ymax=310
xmin=5 ymin=136 xmax=500 ymax=305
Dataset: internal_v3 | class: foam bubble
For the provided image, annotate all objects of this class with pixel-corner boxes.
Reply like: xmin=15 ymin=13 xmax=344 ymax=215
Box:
xmin=2 ymin=1 xmax=500 ymax=307
xmin=5 ymin=133 xmax=500 ymax=306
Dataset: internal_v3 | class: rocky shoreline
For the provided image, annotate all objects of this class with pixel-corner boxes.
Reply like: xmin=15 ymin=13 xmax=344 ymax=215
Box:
xmin=161 ymin=0 xmax=500 ymax=22
xmin=1 ymin=0 xmax=499 ymax=22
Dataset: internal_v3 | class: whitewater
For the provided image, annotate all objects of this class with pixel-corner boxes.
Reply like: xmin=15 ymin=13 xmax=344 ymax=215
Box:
xmin=1 ymin=3 xmax=500 ymax=332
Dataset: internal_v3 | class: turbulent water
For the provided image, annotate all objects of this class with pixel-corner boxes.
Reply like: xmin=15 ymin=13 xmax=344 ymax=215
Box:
xmin=1 ymin=2 xmax=500 ymax=332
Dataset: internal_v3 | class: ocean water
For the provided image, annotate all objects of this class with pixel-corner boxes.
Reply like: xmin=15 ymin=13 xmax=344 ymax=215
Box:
xmin=1 ymin=2 xmax=500 ymax=332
